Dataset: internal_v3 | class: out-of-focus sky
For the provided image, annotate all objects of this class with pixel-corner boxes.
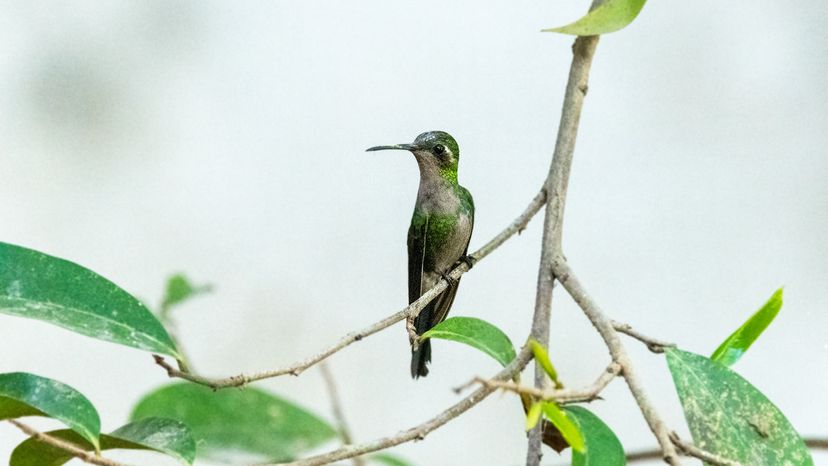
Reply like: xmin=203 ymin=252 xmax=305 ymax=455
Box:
xmin=1 ymin=1 xmax=826 ymax=465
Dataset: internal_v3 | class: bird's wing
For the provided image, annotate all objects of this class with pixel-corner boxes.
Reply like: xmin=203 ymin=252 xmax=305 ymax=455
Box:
xmin=407 ymin=214 xmax=428 ymax=304
xmin=428 ymin=215 xmax=474 ymax=327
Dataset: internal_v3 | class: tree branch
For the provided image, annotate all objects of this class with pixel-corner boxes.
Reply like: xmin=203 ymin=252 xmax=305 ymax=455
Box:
xmin=269 ymin=346 xmax=534 ymax=466
xmin=669 ymin=432 xmax=743 ymax=466
xmin=612 ymin=320 xmax=675 ymax=354
xmin=526 ymin=14 xmax=605 ymax=466
xmin=319 ymin=363 xmax=364 ymax=466
xmin=8 ymin=420 xmax=127 ymax=466
xmin=459 ymin=361 xmax=620 ymax=404
xmin=552 ymin=258 xmax=682 ymax=465
xmin=154 ymin=189 xmax=546 ymax=389
xmin=626 ymin=437 xmax=828 ymax=463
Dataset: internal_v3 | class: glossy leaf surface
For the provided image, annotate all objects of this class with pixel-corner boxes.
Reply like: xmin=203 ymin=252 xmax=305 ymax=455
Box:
xmin=565 ymin=406 xmax=625 ymax=466
xmin=0 ymin=242 xmax=179 ymax=357
xmin=711 ymin=288 xmax=783 ymax=366
xmin=10 ymin=417 xmax=196 ymax=465
xmin=0 ymin=372 xmax=100 ymax=450
xmin=421 ymin=316 xmax=516 ymax=367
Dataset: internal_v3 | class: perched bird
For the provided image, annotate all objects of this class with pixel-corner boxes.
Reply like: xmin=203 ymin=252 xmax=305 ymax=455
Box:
xmin=367 ymin=131 xmax=475 ymax=378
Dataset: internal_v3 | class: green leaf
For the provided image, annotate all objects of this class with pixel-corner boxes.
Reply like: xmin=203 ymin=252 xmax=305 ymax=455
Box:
xmin=369 ymin=453 xmax=415 ymax=466
xmin=420 ymin=316 xmax=516 ymax=367
xmin=130 ymin=383 xmax=336 ymax=462
xmin=109 ymin=418 xmax=196 ymax=464
xmin=711 ymin=288 xmax=783 ymax=366
xmin=10 ymin=418 xmax=196 ymax=466
xmin=160 ymin=274 xmax=212 ymax=316
xmin=543 ymin=0 xmax=647 ymax=36
xmin=0 ymin=242 xmax=180 ymax=358
xmin=667 ymin=348 xmax=813 ymax=465
xmin=525 ymin=401 xmax=543 ymax=431
xmin=564 ymin=406 xmax=625 ymax=466
xmin=529 ymin=339 xmax=562 ymax=388
xmin=0 ymin=372 xmax=100 ymax=450
xmin=542 ymin=402 xmax=584 ymax=453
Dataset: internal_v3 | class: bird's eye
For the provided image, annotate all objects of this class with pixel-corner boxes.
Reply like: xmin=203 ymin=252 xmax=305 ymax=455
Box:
xmin=433 ymin=144 xmax=446 ymax=155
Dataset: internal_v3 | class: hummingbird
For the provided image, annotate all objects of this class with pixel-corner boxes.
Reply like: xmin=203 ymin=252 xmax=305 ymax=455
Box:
xmin=367 ymin=131 xmax=475 ymax=378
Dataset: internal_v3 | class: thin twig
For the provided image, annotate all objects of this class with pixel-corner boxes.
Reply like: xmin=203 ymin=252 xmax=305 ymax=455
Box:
xmin=670 ymin=432 xmax=743 ymax=466
xmin=553 ymin=259 xmax=683 ymax=465
xmin=612 ymin=320 xmax=675 ymax=354
xmin=8 ymin=420 xmax=128 ymax=466
xmin=268 ymin=346 xmax=533 ymax=466
xmin=319 ymin=363 xmax=365 ymax=466
xmin=526 ymin=8 xmax=606 ymax=464
xmin=626 ymin=437 xmax=828 ymax=463
xmin=157 ymin=306 xmax=192 ymax=373
xmin=461 ymin=362 xmax=621 ymax=404
xmin=154 ymin=188 xmax=547 ymax=389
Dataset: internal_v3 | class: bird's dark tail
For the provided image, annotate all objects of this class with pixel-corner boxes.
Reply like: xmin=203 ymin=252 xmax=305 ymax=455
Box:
xmin=411 ymin=339 xmax=431 ymax=378
xmin=410 ymin=305 xmax=434 ymax=378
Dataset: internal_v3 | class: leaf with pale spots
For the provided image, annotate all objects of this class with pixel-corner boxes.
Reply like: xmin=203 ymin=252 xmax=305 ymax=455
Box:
xmin=711 ymin=288 xmax=783 ymax=367
xmin=130 ymin=383 xmax=335 ymax=462
xmin=564 ymin=406 xmax=625 ymax=466
xmin=667 ymin=348 xmax=813 ymax=465
xmin=0 ymin=372 xmax=100 ymax=450
xmin=420 ymin=316 xmax=516 ymax=367
xmin=0 ymin=242 xmax=180 ymax=357
xmin=543 ymin=0 xmax=647 ymax=36
xmin=10 ymin=417 xmax=196 ymax=465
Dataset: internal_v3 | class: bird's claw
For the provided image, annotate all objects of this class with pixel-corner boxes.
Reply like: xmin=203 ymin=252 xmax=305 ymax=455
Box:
xmin=440 ymin=270 xmax=457 ymax=288
xmin=406 ymin=316 xmax=420 ymax=351
xmin=460 ymin=255 xmax=477 ymax=269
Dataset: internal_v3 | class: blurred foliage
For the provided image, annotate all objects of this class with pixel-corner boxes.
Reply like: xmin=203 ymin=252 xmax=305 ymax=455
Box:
xmin=10 ymin=418 xmax=196 ymax=466
xmin=131 ymin=382 xmax=336 ymax=462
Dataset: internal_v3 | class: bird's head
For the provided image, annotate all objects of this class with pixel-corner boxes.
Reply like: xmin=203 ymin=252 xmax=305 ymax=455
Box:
xmin=367 ymin=131 xmax=460 ymax=183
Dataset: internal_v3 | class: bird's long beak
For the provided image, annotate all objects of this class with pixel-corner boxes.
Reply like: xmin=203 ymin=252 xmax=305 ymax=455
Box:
xmin=366 ymin=143 xmax=419 ymax=152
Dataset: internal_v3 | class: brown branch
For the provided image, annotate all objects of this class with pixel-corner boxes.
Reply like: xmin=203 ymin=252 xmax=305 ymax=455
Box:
xmin=612 ymin=320 xmax=675 ymax=354
xmin=459 ymin=362 xmax=620 ymax=404
xmin=267 ymin=346 xmax=533 ymax=466
xmin=670 ymin=432 xmax=743 ymax=466
xmin=319 ymin=363 xmax=365 ymax=466
xmin=8 ymin=420 xmax=128 ymax=466
xmin=626 ymin=437 xmax=828 ymax=463
xmin=552 ymin=259 xmax=683 ymax=465
xmin=154 ymin=188 xmax=547 ymax=390
xmin=526 ymin=6 xmax=606 ymax=463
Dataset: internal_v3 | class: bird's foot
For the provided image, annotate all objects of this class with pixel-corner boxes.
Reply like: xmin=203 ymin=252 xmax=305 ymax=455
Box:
xmin=460 ymin=254 xmax=477 ymax=269
xmin=406 ymin=316 xmax=420 ymax=351
xmin=440 ymin=270 xmax=457 ymax=288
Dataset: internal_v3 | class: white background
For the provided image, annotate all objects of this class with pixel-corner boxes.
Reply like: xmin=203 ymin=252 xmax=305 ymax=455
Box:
xmin=1 ymin=1 xmax=826 ymax=465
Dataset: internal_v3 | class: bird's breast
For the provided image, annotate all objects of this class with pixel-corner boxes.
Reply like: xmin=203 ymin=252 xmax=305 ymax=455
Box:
xmin=423 ymin=212 xmax=472 ymax=273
